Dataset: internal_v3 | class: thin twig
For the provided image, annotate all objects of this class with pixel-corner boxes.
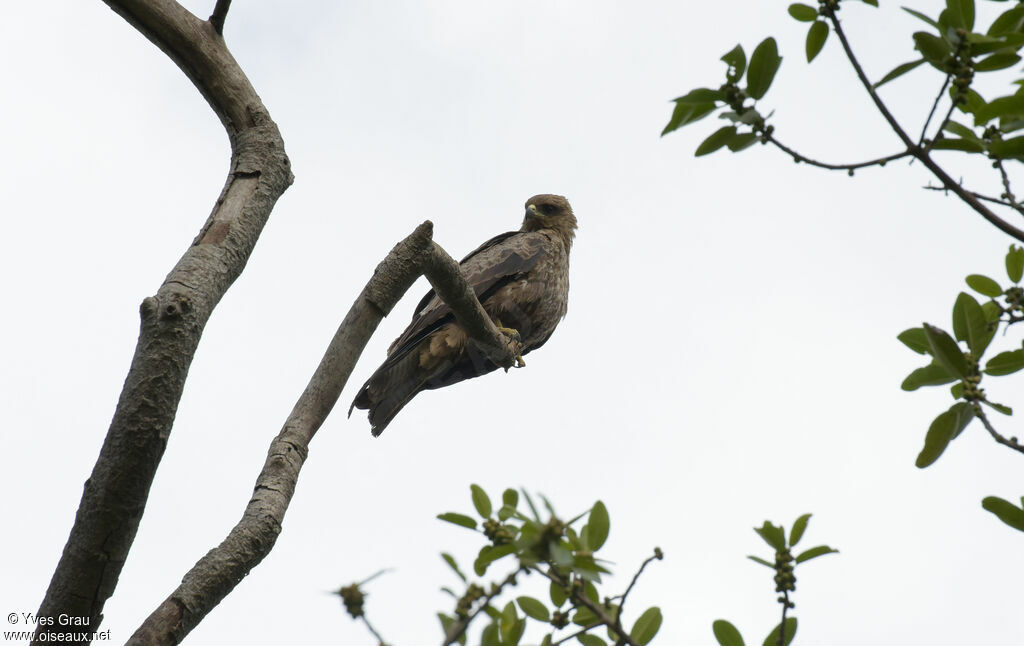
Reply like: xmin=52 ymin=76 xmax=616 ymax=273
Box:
xmin=922 ymin=101 xmax=959 ymax=156
xmin=533 ymin=567 xmax=642 ymax=646
xmin=611 ymin=548 xmax=663 ymax=637
xmin=442 ymin=569 xmax=523 ymax=645
xmin=209 ymin=0 xmax=231 ymax=34
xmin=551 ymin=621 xmax=605 ymax=646
xmin=777 ymin=591 xmax=791 ymax=646
xmin=766 ymin=135 xmax=911 ymax=171
xmin=824 ymin=8 xmax=918 ymax=150
xmin=993 ymin=159 xmax=1024 ymax=217
xmin=921 ymin=185 xmax=1024 ymax=210
xmin=919 ymin=75 xmax=951 ymax=146
xmin=824 ymin=6 xmax=1024 ymax=243
xmin=974 ymin=405 xmax=1024 ymax=455
xmin=360 ymin=615 xmax=388 ymax=646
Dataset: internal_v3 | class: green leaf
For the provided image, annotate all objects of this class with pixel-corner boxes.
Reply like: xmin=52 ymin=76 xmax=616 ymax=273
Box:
xmin=471 ymin=484 xmax=493 ymax=518
xmin=540 ymin=635 xmax=553 ymax=646
xmin=674 ymin=88 xmax=726 ymax=105
xmin=583 ymin=501 xmax=610 ymax=551
xmin=721 ymin=45 xmax=747 ymax=81
xmin=952 ymin=292 xmax=993 ymax=355
xmin=898 ymin=327 xmax=930 ymax=354
xmin=913 ymin=32 xmax=953 ymax=67
xmin=982 ymin=496 xmax=1024 ymax=532
xmin=1001 ymin=117 xmax=1024 ymax=134
xmin=789 ymin=513 xmax=811 ymax=547
xmin=951 ymin=381 xmax=965 ymax=398
xmin=955 ymin=88 xmax=988 ymax=120
xmin=985 ymin=349 xmax=1024 ymax=375
xmin=727 ymin=132 xmax=759 ymax=152
xmin=578 ymin=635 xmax=606 ymax=646
xmin=442 ymin=552 xmax=466 ymax=582
xmin=503 ymin=488 xmax=519 ymax=509
xmin=572 ymin=607 xmax=599 ymax=626
xmin=549 ymin=581 xmax=567 ymax=607
xmin=473 ymin=544 xmax=516 ymax=576
xmin=966 ymin=274 xmax=1003 ymax=297
xmin=974 ymin=94 xmax=1024 ymax=125
xmin=923 ymin=323 xmax=969 ymax=378
xmin=720 ymin=108 xmax=763 ymax=126
xmin=753 ymin=521 xmax=786 ymax=550
xmin=805 ymin=21 xmax=829 ymax=62
xmin=931 ymin=137 xmax=986 ymax=152
xmin=747 ymin=555 xmax=774 ymax=568
xmin=975 ymin=53 xmax=1021 ymax=71
xmin=583 ymin=580 xmax=600 ymax=604
xmin=990 ymin=135 xmax=1024 ymax=158
xmin=1006 ymin=245 xmax=1024 ymax=282
xmin=944 ymin=121 xmax=978 ymax=139
xmin=762 ymin=618 xmax=798 ymax=646
xmin=696 ymin=126 xmax=739 ymax=156
xmin=794 ymin=544 xmax=839 ymax=563
xmin=746 ymin=38 xmax=782 ymax=100
xmin=946 ymin=0 xmax=975 ymax=31
xmin=989 ymin=6 xmax=1024 ymax=36
xmin=516 ymin=596 xmax=550 ymax=622
xmin=788 ymin=4 xmax=819 ymax=22
xmin=481 ymin=623 xmax=500 ymax=646
xmin=484 ymin=605 xmax=502 ymax=621
xmin=501 ymin=601 xmax=518 ymax=629
xmin=982 ymin=399 xmax=1013 ymax=415
xmin=916 ymin=403 xmax=975 ymax=468
xmin=904 ymin=8 xmax=939 ymax=29
xmin=662 ymin=101 xmax=717 ymax=136
xmin=862 ymin=0 xmax=879 ymax=6
xmin=982 ymin=300 xmax=1003 ymax=324
xmin=504 ymin=617 xmax=526 ymax=646
xmin=874 ymin=59 xmax=926 ymax=88
xmin=438 ymin=513 xmax=478 ymax=530
xmin=712 ymin=620 xmax=746 ymax=646
xmin=630 ymin=607 xmax=663 ymax=645
xmin=901 ymin=362 xmax=956 ymax=391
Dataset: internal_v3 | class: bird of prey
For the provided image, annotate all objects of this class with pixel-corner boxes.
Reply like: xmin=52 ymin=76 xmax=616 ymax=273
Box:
xmin=351 ymin=194 xmax=577 ymax=436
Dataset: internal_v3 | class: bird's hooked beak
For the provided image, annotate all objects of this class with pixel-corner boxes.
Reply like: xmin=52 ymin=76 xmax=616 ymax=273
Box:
xmin=525 ymin=203 xmax=540 ymax=219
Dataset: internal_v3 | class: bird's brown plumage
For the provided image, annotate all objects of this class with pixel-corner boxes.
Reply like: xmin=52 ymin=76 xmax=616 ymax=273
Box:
xmin=351 ymin=194 xmax=577 ymax=435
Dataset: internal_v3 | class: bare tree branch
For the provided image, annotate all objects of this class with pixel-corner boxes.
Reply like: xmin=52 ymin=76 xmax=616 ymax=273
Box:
xmin=918 ymin=75 xmax=951 ymax=147
xmin=922 ymin=184 xmax=1024 ymax=212
xmin=35 ymin=0 xmax=292 ymax=642
xmin=765 ymin=135 xmax=911 ymax=172
xmin=128 ymin=223 xmax=521 ymax=645
xmin=209 ymin=0 xmax=231 ymax=34
xmin=975 ymin=405 xmax=1024 ymax=456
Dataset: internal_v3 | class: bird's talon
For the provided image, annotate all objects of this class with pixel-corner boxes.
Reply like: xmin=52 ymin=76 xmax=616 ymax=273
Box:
xmin=496 ymin=325 xmax=525 ymax=368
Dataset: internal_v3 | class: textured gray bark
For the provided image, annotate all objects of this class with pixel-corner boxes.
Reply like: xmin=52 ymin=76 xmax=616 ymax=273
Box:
xmin=36 ymin=3 xmax=522 ymax=644
xmin=126 ymin=222 xmax=520 ymax=645
xmin=34 ymin=1 xmax=292 ymax=643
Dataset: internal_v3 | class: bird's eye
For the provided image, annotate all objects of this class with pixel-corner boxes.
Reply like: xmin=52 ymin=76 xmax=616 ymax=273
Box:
xmin=540 ymin=204 xmax=555 ymax=215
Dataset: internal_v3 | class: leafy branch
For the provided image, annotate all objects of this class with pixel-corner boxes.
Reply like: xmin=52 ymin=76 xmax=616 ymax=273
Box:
xmin=663 ymin=0 xmax=1024 ymax=242
xmin=713 ymin=514 xmax=837 ymax=646
xmin=343 ymin=486 xmax=665 ymax=646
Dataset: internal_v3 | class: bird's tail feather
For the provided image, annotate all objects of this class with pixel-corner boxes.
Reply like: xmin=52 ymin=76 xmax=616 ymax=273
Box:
xmin=352 ymin=347 xmax=452 ymax=436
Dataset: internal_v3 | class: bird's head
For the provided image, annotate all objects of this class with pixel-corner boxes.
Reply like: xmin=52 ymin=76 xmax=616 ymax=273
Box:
xmin=523 ymin=194 xmax=577 ymax=247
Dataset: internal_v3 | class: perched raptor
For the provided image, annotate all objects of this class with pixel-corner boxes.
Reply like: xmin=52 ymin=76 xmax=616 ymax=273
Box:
xmin=351 ymin=194 xmax=577 ymax=436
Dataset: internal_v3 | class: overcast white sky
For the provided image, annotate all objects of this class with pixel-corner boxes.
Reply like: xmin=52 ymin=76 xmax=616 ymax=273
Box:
xmin=3 ymin=1 xmax=1023 ymax=644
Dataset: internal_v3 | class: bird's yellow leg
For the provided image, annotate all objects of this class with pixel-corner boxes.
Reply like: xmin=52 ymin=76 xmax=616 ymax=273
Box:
xmin=495 ymin=323 xmax=526 ymax=368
